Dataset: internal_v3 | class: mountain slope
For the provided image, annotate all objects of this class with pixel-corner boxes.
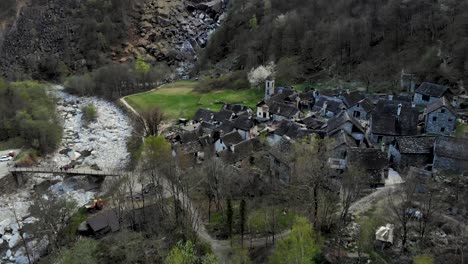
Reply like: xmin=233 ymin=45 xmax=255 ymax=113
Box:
xmin=200 ymin=0 xmax=468 ymax=87
xmin=0 ymin=0 xmax=226 ymax=80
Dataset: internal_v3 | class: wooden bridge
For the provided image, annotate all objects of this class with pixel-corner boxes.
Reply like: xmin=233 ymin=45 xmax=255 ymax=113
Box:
xmin=8 ymin=167 xmax=121 ymax=186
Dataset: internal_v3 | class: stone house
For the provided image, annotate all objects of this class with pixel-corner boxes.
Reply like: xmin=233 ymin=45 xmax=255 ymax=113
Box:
xmin=269 ymin=102 xmax=303 ymax=121
xmin=266 ymin=120 xmax=311 ymax=146
xmin=214 ymin=130 xmax=244 ymax=153
xmin=218 ymin=138 xmax=262 ymax=165
xmin=347 ymin=148 xmax=389 ymax=187
xmin=424 ymin=97 xmax=457 ymax=135
xmin=232 ymin=115 xmax=258 ymax=140
xmin=369 ymin=100 xmax=419 ymax=144
xmin=433 ymin=136 xmax=468 ymax=173
xmin=346 ymin=98 xmax=374 ymax=120
xmin=387 ymin=136 xmax=435 ymax=170
xmin=340 ymin=91 xmax=365 ymax=110
xmin=256 ymin=93 xmax=291 ymax=121
xmin=329 ymin=129 xmax=358 ymax=159
xmin=414 ymin=82 xmax=452 ymax=106
xmin=326 ymin=111 xmax=366 ymax=143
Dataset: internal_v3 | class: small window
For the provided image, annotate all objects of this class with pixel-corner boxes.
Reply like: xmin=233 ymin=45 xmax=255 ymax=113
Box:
xmin=448 ymin=118 xmax=453 ymax=122
xmin=422 ymin=95 xmax=430 ymax=101
xmin=440 ymin=127 xmax=445 ymax=132
xmin=432 ymin=116 xmax=437 ymax=122
xmin=441 ymin=109 xmax=445 ymax=113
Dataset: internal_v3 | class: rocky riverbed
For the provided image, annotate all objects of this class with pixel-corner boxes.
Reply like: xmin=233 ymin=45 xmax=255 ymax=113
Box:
xmin=0 ymin=86 xmax=132 ymax=263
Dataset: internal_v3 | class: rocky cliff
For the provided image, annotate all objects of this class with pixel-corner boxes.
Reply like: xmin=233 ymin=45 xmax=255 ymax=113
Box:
xmin=0 ymin=0 xmax=226 ymax=80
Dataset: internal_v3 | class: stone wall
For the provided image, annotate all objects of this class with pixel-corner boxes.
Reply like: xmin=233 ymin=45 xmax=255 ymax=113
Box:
xmin=425 ymin=107 xmax=457 ymax=135
xmin=414 ymin=93 xmax=440 ymax=106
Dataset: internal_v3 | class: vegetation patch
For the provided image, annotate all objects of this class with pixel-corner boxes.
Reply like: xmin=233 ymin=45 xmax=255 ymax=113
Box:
xmin=0 ymin=80 xmax=62 ymax=154
xmin=81 ymin=104 xmax=98 ymax=124
xmin=125 ymin=81 xmax=263 ymax=119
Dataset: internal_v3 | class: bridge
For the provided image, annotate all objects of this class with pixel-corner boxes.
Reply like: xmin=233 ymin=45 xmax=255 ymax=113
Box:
xmin=8 ymin=167 xmax=121 ymax=186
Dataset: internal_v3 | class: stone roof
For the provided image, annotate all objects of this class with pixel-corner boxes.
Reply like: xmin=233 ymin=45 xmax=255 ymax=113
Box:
xmin=330 ymin=129 xmax=357 ymax=149
xmin=342 ymin=91 xmax=365 ymax=108
xmin=415 ymin=82 xmax=450 ymax=97
xmin=173 ymin=140 xmax=203 ymax=154
xmin=327 ymin=111 xmax=364 ymax=134
xmin=87 ymin=210 xmax=120 ymax=233
xmin=371 ymin=100 xmax=419 ymax=136
xmin=179 ymin=130 xmax=201 ymax=143
xmin=359 ymin=98 xmax=374 ymax=113
xmin=232 ymin=115 xmax=255 ymax=131
xmin=214 ymin=109 xmax=234 ymax=122
xmin=313 ymin=97 xmax=345 ymax=114
xmin=193 ymin=108 xmax=214 ymax=122
xmin=262 ymin=93 xmax=288 ymax=107
xmin=270 ymin=102 xmax=300 ymax=118
xmin=220 ymin=131 xmax=244 ymax=146
xmin=425 ymin=97 xmax=457 ymax=116
xmin=273 ymin=120 xmax=312 ymax=139
xmin=301 ymin=116 xmax=325 ymax=130
xmin=348 ymin=148 xmax=388 ymax=170
xmin=434 ymin=136 xmax=468 ymax=161
xmin=217 ymin=120 xmax=235 ymax=134
xmin=199 ymin=121 xmax=216 ymax=135
xmin=199 ymin=135 xmax=214 ymax=147
xmin=219 ymin=139 xmax=258 ymax=164
xmin=395 ymin=136 xmax=436 ymax=154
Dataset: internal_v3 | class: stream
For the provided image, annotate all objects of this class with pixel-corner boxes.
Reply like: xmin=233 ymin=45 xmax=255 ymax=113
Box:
xmin=0 ymin=85 xmax=132 ymax=263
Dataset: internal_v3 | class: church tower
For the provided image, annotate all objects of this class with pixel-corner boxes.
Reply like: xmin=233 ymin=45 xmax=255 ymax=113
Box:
xmin=265 ymin=76 xmax=275 ymax=100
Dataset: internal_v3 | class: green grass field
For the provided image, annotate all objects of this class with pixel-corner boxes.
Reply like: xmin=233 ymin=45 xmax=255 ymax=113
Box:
xmin=125 ymin=81 xmax=263 ymax=119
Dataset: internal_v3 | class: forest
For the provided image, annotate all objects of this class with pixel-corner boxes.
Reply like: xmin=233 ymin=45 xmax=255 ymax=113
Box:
xmin=200 ymin=0 xmax=468 ymax=87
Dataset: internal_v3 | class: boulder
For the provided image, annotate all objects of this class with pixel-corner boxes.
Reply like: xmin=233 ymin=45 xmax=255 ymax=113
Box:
xmin=8 ymin=233 xmax=20 ymax=248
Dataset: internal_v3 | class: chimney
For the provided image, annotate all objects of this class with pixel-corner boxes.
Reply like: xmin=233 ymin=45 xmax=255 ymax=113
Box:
xmin=346 ymin=89 xmax=350 ymax=94
xmin=411 ymin=101 xmax=416 ymax=108
xmin=397 ymin=103 xmax=402 ymax=117
xmin=388 ymin=95 xmax=394 ymax=100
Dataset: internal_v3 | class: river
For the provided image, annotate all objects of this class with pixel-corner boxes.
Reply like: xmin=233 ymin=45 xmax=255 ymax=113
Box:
xmin=0 ymin=85 xmax=133 ymax=263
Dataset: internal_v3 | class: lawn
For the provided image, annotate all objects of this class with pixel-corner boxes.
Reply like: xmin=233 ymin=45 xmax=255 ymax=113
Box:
xmin=124 ymin=81 xmax=263 ymax=119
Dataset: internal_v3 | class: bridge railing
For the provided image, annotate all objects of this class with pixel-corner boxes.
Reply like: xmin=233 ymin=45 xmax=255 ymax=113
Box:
xmin=8 ymin=166 xmax=122 ymax=176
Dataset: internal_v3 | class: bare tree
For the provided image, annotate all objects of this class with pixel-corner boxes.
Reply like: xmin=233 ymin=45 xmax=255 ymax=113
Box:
xmin=340 ymin=166 xmax=366 ymax=225
xmin=293 ymin=136 xmax=334 ymax=229
xmin=29 ymin=195 xmax=77 ymax=253
xmin=387 ymin=179 xmax=418 ymax=252
xmin=136 ymin=106 xmax=165 ymax=136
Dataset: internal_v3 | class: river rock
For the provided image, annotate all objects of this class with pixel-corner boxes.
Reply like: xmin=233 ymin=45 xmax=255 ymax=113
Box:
xmin=8 ymin=233 xmax=20 ymax=248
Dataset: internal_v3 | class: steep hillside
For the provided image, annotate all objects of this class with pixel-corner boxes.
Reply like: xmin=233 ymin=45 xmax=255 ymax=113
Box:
xmin=0 ymin=0 xmax=226 ymax=80
xmin=200 ymin=0 xmax=468 ymax=88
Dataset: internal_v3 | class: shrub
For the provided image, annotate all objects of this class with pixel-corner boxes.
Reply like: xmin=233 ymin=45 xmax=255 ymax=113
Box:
xmin=0 ymin=81 xmax=62 ymax=154
xmin=82 ymin=104 xmax=98 ymax=124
